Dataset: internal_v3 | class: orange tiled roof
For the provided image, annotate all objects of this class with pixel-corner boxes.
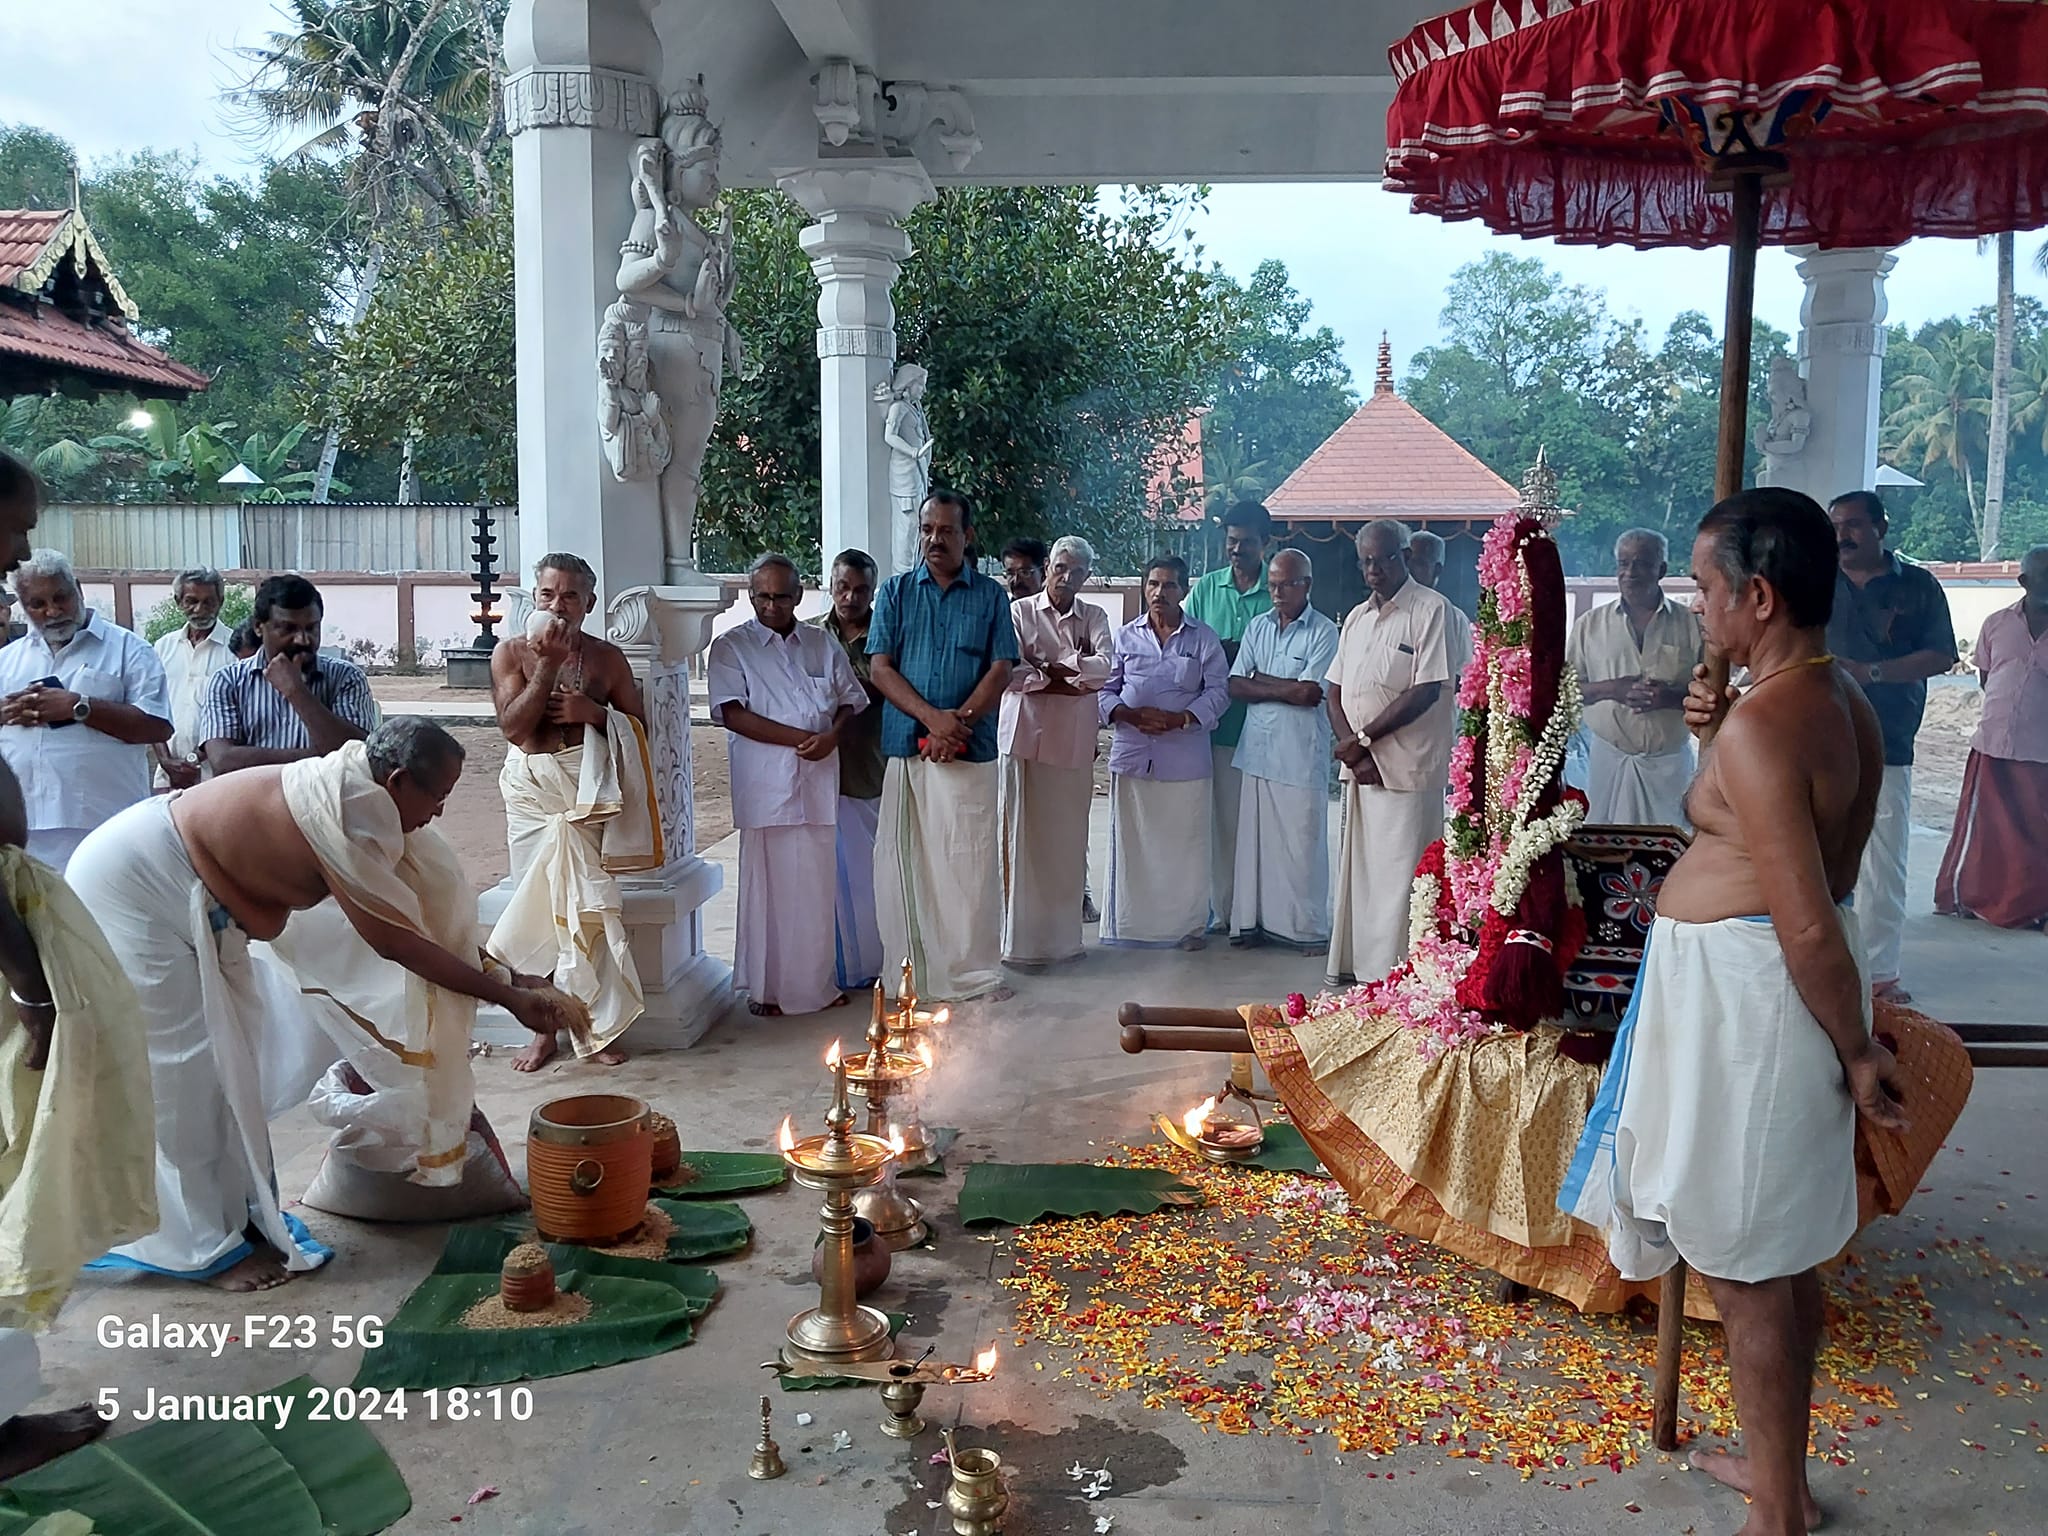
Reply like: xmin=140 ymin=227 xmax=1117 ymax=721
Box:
xmin=1267 ymin=335 xmax=1517 ymax=526
xmin=0 ymin=208 xmax=207 ymax=398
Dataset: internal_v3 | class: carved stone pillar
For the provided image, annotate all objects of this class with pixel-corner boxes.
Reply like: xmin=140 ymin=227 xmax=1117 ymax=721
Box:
xmin=503 ymin=0 xmax=667 ymax=599
xmin=1781 ymin=246 xmax=1898 ymax=508
xmin=777 ymin=158 xmax=935 ymax=573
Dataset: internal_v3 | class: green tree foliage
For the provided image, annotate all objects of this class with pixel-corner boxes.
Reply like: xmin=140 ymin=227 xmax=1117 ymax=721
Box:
xmin=1403 ymin=251 xmax=1790 ymax=571
xmin=1198 ymin=259 xmax=1357 ymax=525
xmin=703 ymin=186 xmax=1229 ymax=571
xmin=312 ymin=208 xmax=515 ymax=500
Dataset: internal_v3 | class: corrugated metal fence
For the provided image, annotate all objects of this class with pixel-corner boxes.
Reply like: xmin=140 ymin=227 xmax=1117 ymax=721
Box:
xmin=35 ymin=503 xmax=517 ymax=574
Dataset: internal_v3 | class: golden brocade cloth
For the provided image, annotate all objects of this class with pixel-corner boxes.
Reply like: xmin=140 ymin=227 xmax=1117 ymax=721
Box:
xmin=1249 ymin=999 xmax=1971 ymax=1320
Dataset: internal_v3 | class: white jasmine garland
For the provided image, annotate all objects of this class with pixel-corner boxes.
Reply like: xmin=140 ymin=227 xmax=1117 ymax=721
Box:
xmin=1409 ymin=871 xmax=1443 ymax=951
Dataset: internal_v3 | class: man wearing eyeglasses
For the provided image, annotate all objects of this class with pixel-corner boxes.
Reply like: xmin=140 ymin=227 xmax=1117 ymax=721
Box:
xmin=707 ymin=554 xmax=869 ymax=1017
xmin=1227 ymin=549 xmax=1340 ymax=954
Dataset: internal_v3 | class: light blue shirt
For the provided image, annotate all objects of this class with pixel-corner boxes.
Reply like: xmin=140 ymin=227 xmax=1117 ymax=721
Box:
xmin=1229 ymin=606 xmax=1339 ymax=792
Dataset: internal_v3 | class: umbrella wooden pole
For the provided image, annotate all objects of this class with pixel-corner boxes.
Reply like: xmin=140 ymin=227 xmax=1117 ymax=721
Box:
xmin=1693 ymin=170 xmax=1765 ymax=764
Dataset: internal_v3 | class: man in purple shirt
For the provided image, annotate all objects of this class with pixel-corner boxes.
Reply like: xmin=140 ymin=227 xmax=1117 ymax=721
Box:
xmin=1099 ymin=555 xmax=1230 ymax=949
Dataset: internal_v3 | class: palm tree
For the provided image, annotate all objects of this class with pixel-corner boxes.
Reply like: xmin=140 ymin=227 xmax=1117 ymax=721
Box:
xmin=2009 ymin=331 xmax=2048 ymax=458
xmin=232 ymin=0 xmax=506 ymax=500
xmin=1884 ymin=329 xmax=1992 ymax=542
xmin=1982 ymin=233 xmax=2017 ymax=561
xmin=0 ymin=398 xmax=100 ymax=492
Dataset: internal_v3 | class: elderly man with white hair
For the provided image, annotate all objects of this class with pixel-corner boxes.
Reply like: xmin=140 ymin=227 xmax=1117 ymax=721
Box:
xmin=1325 ymin=519 xmax=1455 ymax=986
xmin=0 ymin=549 xmax=172 ymax=871
xmin=152 ymin=565 xmax=236 ymax=790
xmin=999 ymin=533 xmax=1113 ymax=968
xmin=1228 ymin=548 xmax=1340 ymax=953
xmin=1566 ymin=527 xmax=1704 ymax=828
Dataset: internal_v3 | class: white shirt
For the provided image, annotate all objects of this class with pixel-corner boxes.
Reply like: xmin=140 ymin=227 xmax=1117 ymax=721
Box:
xmin=706 ymin=619 xmax=869 ymax=830
xmin=153 ymin=618 xmax=235 ymax=763
xmin=1327 ymin=579 xmax=1455 ymax=794
xmin=0 ymin=611 xmax=171 ymax=833
xmin=999 ymin=591 xmax=1113 ymax=771
xmin=1231 ymin=605 xmax=1340 ymax=791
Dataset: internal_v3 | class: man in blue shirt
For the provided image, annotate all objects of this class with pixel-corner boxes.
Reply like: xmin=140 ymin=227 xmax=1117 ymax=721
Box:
xmin=1185 ymin=501 xmax=1274 ymax=931
xmin=1825 ymin=491 xmax=1957 ymax=1003
xmin=1227 ymin=549 xmax=1340 ymax=953
xmin=868 ymin=491 xmax=1019 ymax=1003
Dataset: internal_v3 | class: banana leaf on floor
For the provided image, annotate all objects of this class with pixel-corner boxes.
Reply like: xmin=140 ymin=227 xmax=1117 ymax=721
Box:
xmin=655 ymin=1150 xmax=787 ymax=1197
xmin=355 ymin=1226 xmax=720 ymax=1391
xmin=956 ymin=1163 xmax=1201 ymax=1226
xmin=493 ymin=1197 xmax=751 ymax=1261
xmin=0 ymin=1377 xmax=408 ymax=1536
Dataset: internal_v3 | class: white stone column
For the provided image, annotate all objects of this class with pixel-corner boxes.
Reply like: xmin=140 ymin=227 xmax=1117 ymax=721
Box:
xmin=503 ymin=0 xmax=666 ymax=598
xmin=776 ymin=160 xmax=935 ymax=573
xmin=1779 ymin=246 xmax=1898 ymax=507
xmin=485 ymin=1 xmax=734 ymax=1048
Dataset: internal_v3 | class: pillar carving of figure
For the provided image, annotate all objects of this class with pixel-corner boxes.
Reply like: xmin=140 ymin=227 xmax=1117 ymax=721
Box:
xmin=611 ymin=77 xmax=751 ymax=581
xmin=1754 ymin=355 xmax=1811 ymax=486
xmin=876 ymin=363 xmax=933 ymax=574
xmin=1780 ymin=245 xmax=1897 ymax=507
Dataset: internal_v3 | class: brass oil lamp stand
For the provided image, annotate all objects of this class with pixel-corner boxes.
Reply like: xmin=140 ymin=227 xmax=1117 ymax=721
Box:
xmin=880 ymin=956 xmax=946 ymax=1170
xmin=846 ymin=981 xmax=932 ymax=1250
xmin=778 ymin=1046 xmax=895 ymax=1370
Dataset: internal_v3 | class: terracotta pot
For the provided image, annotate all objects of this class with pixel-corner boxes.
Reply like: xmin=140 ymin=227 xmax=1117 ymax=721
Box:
xmin=528 ymin=1094 xmax=653 ymax=1245
xmin=500 ymin=1251 xmax=557 ymax=1313
xmin=813 ymin=1216 xmax=892 ymax=1298
xmin=649 ymin=1112 xmax=682 ymax=1182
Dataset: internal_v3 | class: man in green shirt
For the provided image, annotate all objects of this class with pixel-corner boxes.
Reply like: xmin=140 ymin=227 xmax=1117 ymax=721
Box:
xmin=1184 ymin=500 xmax=1275 ymax=931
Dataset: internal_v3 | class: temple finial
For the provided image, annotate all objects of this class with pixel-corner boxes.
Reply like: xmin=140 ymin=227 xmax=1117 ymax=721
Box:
xmin=1374 ymin=332 xmax=1394 ymax=395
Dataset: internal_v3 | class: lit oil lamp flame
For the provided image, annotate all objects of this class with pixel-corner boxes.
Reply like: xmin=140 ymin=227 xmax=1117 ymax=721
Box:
xmin=887 ymin=1125 xmax=907 ymax=1156
xmin=777 ymin=1116 xmax=796 ymax=1153
xmin=916 ymin=1040 xmax=935 ymax=1070
xmin=1183 ymin=1095 xmax=1219 ymax=1139
xmin=932 ymin=1006 xmax=951 ymax=1026
xmin=974 ymin=1344 xmax=998 ymax=1375
xmin=825 ymin=1039 xmax=842 ymax=1069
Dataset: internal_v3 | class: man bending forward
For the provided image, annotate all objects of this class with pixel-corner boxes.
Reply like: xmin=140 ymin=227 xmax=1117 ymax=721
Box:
xmin=1563 ymin=488 xmax=1906 ymax=1536
xmin=67 ymin=720 xmax=571 ymax=1291
xmin=489 ymin=553 xmax=657 ymax=1070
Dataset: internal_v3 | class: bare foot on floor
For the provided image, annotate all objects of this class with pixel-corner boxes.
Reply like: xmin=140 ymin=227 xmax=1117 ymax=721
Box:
xmin=826 ymin=993 xmax=852 ymax=1008
xmin=1871 ymin=980 xmax=1913 ymax=1005
xmin=1692 ymin=1450 xmax=1825 ymax=1531
xmin=1177 ymin=935 xmax=1207 ymax=952
xmin=206 ymin=1244 xmax=291 ymax=1293
xmin=512 ymin=1031 xmax=559 ymax=1072
xmin=747 ymin=1000 xmax=783 ymax=1017
xmin=592 ymin=1045 xmax=628 ymax=1065
xmin=0 ymin=1405 xmax=107 ymax=1478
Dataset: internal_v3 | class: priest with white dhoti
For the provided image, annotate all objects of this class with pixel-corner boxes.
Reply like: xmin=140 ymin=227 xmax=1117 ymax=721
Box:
xmin=1228 ymin=550 xmax=1340 ymax=953
xmin=67 ymin=721 xmax=572 ymax=1292
xmin=1566 ymin=528 xmax=1703 ymax=828
xmin=1326 ymin=520 xmax=1455 ymax=987
xmin=869 ymin=492 xmax=1019 ymax=1004
xmin=1000 ymin=535 xmax=1113 ymax=968
xmin=709 ymin=554 xmax=871 ymax=1017
xmin=1100 ymin=556 xmax=1231 ymax=951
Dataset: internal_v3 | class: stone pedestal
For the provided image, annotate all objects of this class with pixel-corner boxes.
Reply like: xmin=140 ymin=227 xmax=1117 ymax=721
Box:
xmin=442 ymin=644 xmax=497 ymax=690
xmin=477 ymin=582 xmax=734 ymax=1050
xmin=1772 ymin=246 xmax=1897 ymax=507
xmin=777 ymin=158 xmax=935 ymax=573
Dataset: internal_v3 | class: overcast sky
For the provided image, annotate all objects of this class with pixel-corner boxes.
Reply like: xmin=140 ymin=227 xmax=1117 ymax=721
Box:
xmin=7 ymin=0 xmax=2046 ymax=393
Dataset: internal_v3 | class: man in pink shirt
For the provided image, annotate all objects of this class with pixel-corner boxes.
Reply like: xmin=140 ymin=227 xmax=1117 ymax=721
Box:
xmin=1936 ymin=545 xmax=2048 ymax=930
xmin=999 ymin=536 xmax=1112 ymax=968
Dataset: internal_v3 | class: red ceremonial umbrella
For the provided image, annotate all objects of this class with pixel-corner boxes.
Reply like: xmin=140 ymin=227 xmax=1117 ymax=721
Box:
xmin=1383 ymin=0 xmax=2048 ymax=1450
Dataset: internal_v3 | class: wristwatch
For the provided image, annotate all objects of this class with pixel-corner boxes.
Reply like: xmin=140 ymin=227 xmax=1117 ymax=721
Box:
xmin=1865 ymin=662 xmax=1882 ymax=685
xmin=1356 ymin=733 xmax=1374 ymax=753
xmin=70 ymin=696 xmax=90 ymax=724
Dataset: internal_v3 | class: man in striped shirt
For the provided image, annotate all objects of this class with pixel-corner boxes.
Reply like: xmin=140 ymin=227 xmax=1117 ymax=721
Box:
xmin=200 ymin=575 xmax=376 ymax=774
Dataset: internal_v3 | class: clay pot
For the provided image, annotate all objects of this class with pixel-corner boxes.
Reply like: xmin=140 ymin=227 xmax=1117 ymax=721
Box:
xmin=527 ymin=1094 xmax=653 ymax=1245
xmin=500 ymin=1249 xmax=556 ymax=1313
xmin=649 ymin=1112 xmax=682 ymax=1183
xmin=813 ymin=1216 xmax=892 ymax=1298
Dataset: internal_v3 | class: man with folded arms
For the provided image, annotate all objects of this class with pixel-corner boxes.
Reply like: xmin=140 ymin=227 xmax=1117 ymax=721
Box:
xmin=999 ymin=535 xmax=1112 ymax=968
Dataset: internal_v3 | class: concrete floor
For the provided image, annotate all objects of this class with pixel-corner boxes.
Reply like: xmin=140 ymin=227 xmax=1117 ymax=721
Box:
xmin=38 ymin=809 xmax=2045 ymax=1536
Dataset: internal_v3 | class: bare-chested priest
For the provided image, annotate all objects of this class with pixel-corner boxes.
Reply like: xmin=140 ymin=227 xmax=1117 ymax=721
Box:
xmin=488 ymin=553 xmax=660 ymax=1071
xmin=1563 ymin=488 xmax=1907 ymax=1536
xmin=67 ymin=718 xmax=572 ymax=1291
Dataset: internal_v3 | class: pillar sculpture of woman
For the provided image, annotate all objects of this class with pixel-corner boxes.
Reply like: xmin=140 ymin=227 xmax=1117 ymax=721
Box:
xmin=612 ymin=77 xmax=749 ymax=580
xmin=875 ymin=363 xmax=933 ymax=574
